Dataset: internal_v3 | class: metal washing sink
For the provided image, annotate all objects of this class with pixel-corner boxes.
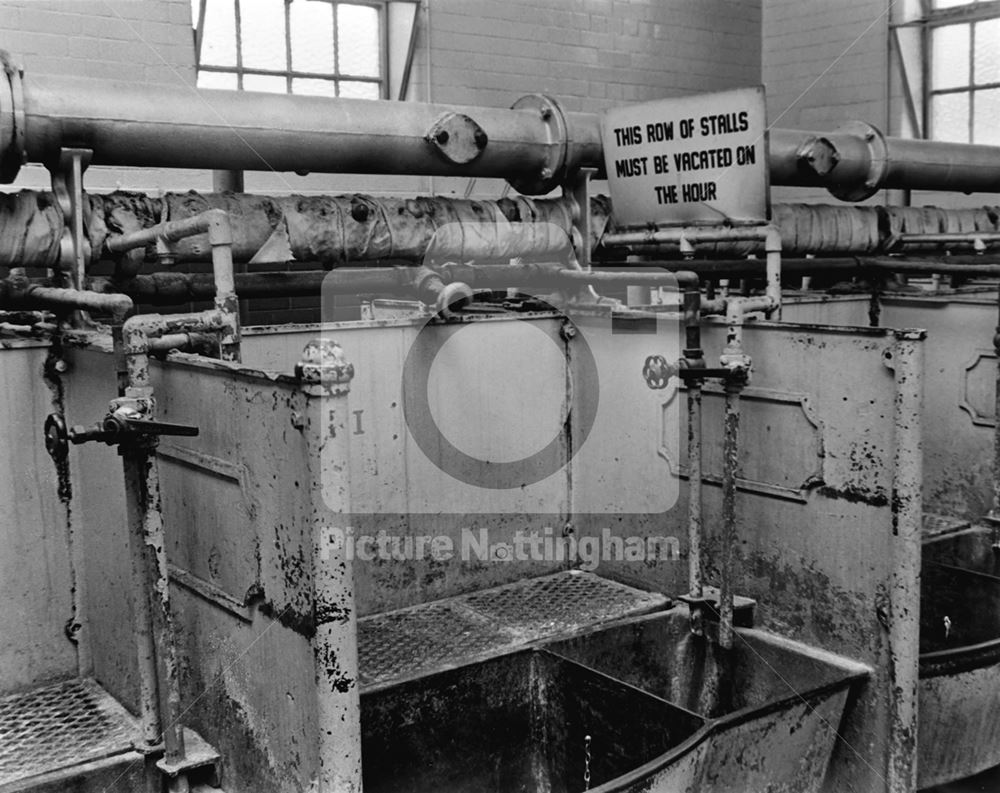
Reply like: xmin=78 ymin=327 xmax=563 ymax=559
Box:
xmin=361 ymin=648 xmax=705 ymax=793
xmin=920 ymin=524 xmax=1000 ymax=788
xmin=361 ymin=607 xmax=868 ymax=793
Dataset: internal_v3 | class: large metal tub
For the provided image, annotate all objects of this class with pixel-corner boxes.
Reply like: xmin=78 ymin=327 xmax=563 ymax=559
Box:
xmin=545 ymin=610 xmax=867 ymax=793
xmin=362 ymin=608 xmax=867 ymax=793
xmin=361 ymin=649 xmax=706 ymax=793
xmin=919 ymin=525 xmax=1000 ymax=787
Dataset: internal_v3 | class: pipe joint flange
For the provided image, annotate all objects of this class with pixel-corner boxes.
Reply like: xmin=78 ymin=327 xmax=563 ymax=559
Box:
xmin=508 ymin=94 xmax=569 ymax=195
xmin=425 ymin=112 xmax=488 ymax=165
xmin=828 ymin=120 xmax=889 ymax=202
xmin=0 ymin=50 xmax=25 ymax=184
xmin=296 ymin=338 xmax=355 ymax=397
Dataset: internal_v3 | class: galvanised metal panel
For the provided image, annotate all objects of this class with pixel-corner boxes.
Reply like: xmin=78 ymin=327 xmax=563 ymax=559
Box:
xmin=0 ymin=342 xmax=78 ymax=692
xmin=782 ymin=291 xmax=1000 ymax=522
xmin=780 ymin=293 xmax=873 ymax=327
xmin=880 ymin=294 xmax=997 ymax=520
xmin=579 ymin=319 xmax=921 ymax=793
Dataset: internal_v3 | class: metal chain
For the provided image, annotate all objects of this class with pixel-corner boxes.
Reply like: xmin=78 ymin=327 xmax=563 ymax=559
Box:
xmin=584 ymin=734 xmax=592 ymax=790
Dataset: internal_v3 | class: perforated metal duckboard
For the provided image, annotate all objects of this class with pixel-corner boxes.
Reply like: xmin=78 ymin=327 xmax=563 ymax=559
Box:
xmin=923 ymin=513 xmax=971 ymax=539
xmin=359 ymin=571 xmax=669 ymax=689
xmin=0 ymin=678 xmax=138 ymax=786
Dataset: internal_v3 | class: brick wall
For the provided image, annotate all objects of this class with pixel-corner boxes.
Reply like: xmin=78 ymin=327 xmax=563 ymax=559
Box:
xmin=762 ymin=0 xmax=890 ymax=204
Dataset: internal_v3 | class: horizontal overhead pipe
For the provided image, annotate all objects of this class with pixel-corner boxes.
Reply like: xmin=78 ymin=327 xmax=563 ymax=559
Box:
xmin=0 ymin=55 xmax=600 ymax=195
xmin=88 ymin=264 xmax=700 ymax=306
xmin=0 ymin=275 xmax=133 ymax=317
xmin=5 ymin=55 xmax=1000 ymax=198
xmin=770 ymin=126 xmax=1000 ymax=200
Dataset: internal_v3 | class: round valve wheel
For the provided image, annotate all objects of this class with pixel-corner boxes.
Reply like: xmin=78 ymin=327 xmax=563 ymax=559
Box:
xmin=44 ymin=413 xmax=69 ymax=461
xmin=642 ymin=355 xmax=673 ymax=390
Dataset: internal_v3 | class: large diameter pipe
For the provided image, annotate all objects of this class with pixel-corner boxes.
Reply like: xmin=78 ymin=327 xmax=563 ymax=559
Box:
xmin=6 ymin=56 xmax=1000 ymax=199
xmin=0 ymin=62 xmax=600 ymax=195
xmin=770 ymin=125 xmax=1000 ymax=200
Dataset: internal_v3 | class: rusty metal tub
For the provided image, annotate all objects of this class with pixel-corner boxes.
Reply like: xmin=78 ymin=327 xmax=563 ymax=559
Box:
xmin=362 ymin=608 xmax=868 ymax=793
xmin=919 ymin=524 xmax=1000 ymax=788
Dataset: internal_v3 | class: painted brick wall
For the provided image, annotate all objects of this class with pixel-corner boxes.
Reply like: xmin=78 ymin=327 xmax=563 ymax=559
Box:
xmin=2 ymin=0 xmax=195 ymax=84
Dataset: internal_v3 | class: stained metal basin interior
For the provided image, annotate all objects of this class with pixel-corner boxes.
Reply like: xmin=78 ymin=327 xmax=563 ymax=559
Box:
xmin=543 ymin=609 xmax=860 ymax=719
xmin=921 ymin=525 xmax=1000 ymax=658
xmin=360 ymin=649 xmax=705 ymax=793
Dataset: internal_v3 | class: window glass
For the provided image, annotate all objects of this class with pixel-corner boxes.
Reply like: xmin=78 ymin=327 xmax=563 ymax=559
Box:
xmin=194 ymin=0 xmax=385 ymax=99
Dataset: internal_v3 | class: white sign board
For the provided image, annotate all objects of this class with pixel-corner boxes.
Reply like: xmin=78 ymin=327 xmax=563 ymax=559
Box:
xmin=602 ymin=86 xmax=769 ymax=227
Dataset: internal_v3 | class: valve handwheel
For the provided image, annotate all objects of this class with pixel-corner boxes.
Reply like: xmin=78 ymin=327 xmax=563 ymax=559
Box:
xmin=642 ymin=355 xmax=672 ymax=390
xmin=44 ymin=413 xmax=69 ymax=461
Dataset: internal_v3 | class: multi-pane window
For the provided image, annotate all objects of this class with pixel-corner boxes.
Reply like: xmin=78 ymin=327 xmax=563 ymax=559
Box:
xmin=192 ymin=0 xmax=385 ymax=99
xmin=926 ymin=0 xmax=1000 ymax=144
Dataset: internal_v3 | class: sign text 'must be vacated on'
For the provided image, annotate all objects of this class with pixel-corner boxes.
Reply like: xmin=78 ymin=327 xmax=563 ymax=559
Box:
xmin=602 ymin=87 xmax=769 ymax=227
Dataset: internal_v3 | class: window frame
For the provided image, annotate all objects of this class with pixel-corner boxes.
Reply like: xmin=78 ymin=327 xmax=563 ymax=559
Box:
xmin=915 ymin=0 xmax=1000 ymax=142
xmin=192 ymin=0 xmax=389 ymax=100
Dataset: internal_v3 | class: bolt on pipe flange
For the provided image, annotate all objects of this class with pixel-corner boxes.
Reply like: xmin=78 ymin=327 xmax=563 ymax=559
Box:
xmin=0 ymin=50 xmax=25 ymax=184
xmin=828 ymin=120 xmax=889 ymax=202
xmin=508 ymin=94 xmax=569 ymax=195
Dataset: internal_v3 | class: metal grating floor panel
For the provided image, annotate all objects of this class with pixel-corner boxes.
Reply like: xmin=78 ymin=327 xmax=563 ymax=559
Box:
xmin=0 ymin=678 xmax=138 ymax=787
xmin=923 ymin=513 xmax=971 ymax=539
xmin=359 ymin=571 xmax=669 ymax=689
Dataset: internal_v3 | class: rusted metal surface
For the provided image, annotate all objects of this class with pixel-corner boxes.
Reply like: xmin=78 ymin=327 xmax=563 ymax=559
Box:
xmin=298 ymin=338 xmax=362 ymax=793
xmin=39 ymin=310 xmax=923 ymax=792
xmin=885 ymin=333 xmax=924 ymax=793
xmin=0 ymin=342 xmax=79 ymax=691
xmin=687 ymin=384 xmax=704 ymax=600
xmin=785 ymin=292 xmax=1000 ymax=523
xmin=718 ymin=386 xmax=740 ymax=651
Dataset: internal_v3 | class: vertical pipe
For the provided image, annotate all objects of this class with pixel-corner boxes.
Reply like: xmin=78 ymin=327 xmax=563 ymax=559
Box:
xmin=683 ymin=288 xmax=704 ymax=600
xmin=298 ymin=340 xmax=362 ymax=793
xmin=212 ymin=170 xmax=244 ymax=193
xmin=122 ymin=448 xmax=162 ymax=747
xmin=129 ymin=444 xmax=187 ymax=765
xmin=719 ymin=384 xmax=740 ymax=651
xmin=119 ymin=322 xmax=188 ymax=776
xmin=204 ymin=210 xmax=241 ymax=361
xmin=886 ymin=332 xmax=923 ymax=793
xmin=687 ymin=384 xmax=703 ymax=598
xmin=992 ymin=289 xmax=1000 ymax=518
xmin=764 ymin=227 xmax=782 ymax=319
